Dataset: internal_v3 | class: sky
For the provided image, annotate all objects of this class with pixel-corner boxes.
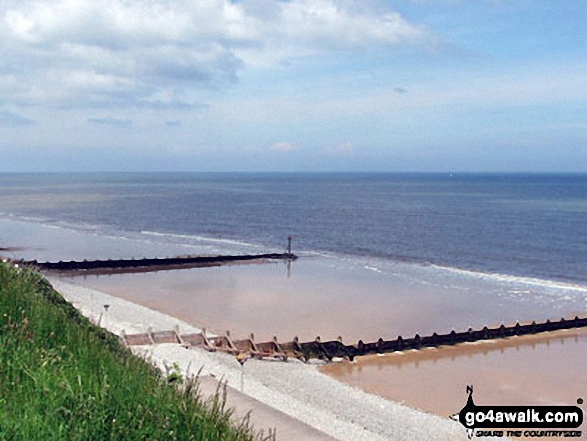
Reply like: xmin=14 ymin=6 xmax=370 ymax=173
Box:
xmin=0 ymin=0 xmax=586 ymax=172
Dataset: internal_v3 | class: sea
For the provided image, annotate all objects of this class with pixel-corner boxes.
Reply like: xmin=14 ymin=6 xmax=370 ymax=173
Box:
xmin=1 ymin=172 xmax=585 ymax=284
xmin=1 ymin=172 xmax=586 ymax=423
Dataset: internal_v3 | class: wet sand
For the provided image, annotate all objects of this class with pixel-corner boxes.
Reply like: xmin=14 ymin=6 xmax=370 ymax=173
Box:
xmin=66 ymin=260 xmax=587 ymax=438
xmin=62 ymin=258 xmax=587 ymax=344
xmin=322 ymin=328 xmax=587 ymax=438
xmin=4 ymin=218 xmax=585 ymax=342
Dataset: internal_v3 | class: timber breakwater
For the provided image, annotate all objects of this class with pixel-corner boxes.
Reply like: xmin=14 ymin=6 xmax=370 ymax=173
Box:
xmin=122 ymin=316 xmax=587 ymax=363
xmin=15 ymin=253 xmax=297 ymax=274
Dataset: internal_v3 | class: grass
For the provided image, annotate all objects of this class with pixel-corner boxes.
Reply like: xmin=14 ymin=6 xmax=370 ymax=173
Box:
xmin=0 ymin=262 xmax=268 ymax=441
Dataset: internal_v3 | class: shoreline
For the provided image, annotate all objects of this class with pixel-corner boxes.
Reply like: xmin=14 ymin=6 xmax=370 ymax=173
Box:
xmin=3 ymin=215 xmax=587 ymax=295
xmin=320 ymin=327 xmax=587 ymax=440
xmin=3 ymin=217 xmax=583 ymax=439
xmin=50 ymin=277 xmax=471 ymax=441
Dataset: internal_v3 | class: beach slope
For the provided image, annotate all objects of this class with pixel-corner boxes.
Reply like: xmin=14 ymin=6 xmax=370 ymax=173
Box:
xmin=52 ymin=278 xmax=473 ymax=441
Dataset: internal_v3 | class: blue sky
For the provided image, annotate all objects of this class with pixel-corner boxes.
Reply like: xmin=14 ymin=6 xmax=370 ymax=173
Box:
xmin=0 ymin=0 xmax=586 ymax=172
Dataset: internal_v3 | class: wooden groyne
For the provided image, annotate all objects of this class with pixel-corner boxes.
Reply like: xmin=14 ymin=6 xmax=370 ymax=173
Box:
xmin=17 ymin=253 xmax=297 ymax=274
xmin=121 ymin=315 xmax=587 ymax=363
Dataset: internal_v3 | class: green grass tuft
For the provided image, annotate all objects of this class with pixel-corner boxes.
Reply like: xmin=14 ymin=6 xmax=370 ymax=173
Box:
xmin=0 ymin=263 xmax=268 ymax=441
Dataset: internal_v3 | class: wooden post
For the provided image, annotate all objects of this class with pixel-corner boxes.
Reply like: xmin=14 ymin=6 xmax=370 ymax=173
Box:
xmin=147 ymin=327 xmax=155 ymax=345
xmin=174 ymin=325 xmax=186 ymax=347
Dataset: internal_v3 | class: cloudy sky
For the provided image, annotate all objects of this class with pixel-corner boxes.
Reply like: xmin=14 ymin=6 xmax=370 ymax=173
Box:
xmin=1 ymin=0 xmax=586 ymax=172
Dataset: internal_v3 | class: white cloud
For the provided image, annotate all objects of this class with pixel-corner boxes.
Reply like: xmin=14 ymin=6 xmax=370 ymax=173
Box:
xmin=270 ymin=141 xmax=299 ymax=152
xmin=0 ymin=109 xmax=34 ymax=126
xmin=88 ymin=116 xmax=132 ymax=128
xmin=279 ymin=0 xmax=430 ymax=49
xmin=324 ymin=141 xmax=353 ymax=154
xmin=236 ymin=0 xmax=435 ymax=67
xmin=0 ymin=0 xmax=433 ymax=110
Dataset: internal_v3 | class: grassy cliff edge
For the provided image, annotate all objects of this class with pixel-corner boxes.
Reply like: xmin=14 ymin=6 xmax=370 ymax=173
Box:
xmin=0 ymin=262 xmax=263 ymax=441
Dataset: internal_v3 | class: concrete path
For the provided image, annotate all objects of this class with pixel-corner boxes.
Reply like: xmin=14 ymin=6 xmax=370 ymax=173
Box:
xmin=198 ymin=375 xmax=338 ymax=441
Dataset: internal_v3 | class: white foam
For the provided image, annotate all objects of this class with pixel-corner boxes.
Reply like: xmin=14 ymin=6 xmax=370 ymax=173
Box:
xmin=0 ymin=214 xmax=102 ymax=235
xmin=140 ymin=230 xmax=264 ymax=249
xmin=431 ymin=264 xmax=587 ymax=293
xmin=364 ymin=265 xmax=382 ymax=273
xmin=0 ymin=214 xmax=47 ymax=223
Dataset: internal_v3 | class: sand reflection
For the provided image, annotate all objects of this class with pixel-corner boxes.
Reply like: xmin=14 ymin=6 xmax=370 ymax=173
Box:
xmin=322 ymin=329 xmax=587 ymax=420
xmin=63 ymin=257 xmax=586 ymax=345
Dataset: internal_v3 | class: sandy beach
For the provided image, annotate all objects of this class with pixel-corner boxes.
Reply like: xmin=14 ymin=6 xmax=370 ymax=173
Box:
xmin=50 ymin=278 xmax=472 ymax=441
xmin=3 ymin=219 xmax=584 ymax=440
xmin=322 ymin=328 xmax=587 ymax=414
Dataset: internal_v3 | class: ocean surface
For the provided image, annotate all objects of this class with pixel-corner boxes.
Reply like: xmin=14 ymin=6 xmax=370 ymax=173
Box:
xmin=1 ymin=172 xmax=586 ymax=284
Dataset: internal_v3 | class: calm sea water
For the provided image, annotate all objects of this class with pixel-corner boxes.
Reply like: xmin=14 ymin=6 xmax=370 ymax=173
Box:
xmin=0 ymin=172 xmax=586 ymax=284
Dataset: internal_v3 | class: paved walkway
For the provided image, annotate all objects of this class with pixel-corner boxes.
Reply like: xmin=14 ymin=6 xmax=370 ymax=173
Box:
xmin=198 ymin=375 xmax=337 ymax=441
